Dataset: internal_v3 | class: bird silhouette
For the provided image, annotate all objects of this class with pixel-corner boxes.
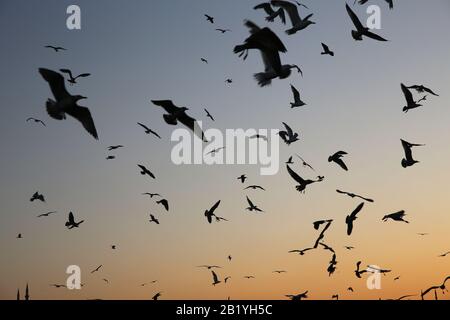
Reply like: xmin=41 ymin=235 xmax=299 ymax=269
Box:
xmin=225 ymin=78 xmax=233 ymax=84
xmin=382 ymin=210 xmax=409 ymax=223
xmin=111 ymin=245 xmax=116 ymax=250
xmin=107 ymin=145 xmax=124 ymax=151
xmin=59 ymin=69 xmax=91 ymax=85
xmin=346 ymin=3 xmax=388 ymax=41
xmin=197 ymin=265 xmax=221 ymax=270
xmin=438 ymin=251 xmax=450 ymax=257
xmin=204 ymin=108 xmax=215 ymax=121
xmin=201 ymin=58 xmax=208 ymax=64
xmin=244 ymin=276 xmax=255 ymax=279
xmin=344 ymin=246 xmax=355 ymax=250
xmin=285 ymin=291 xmax=308 ymax=300
xmin=211 ymin=271 xmax=221 ymax=286
xmin=204 ymin=14 xmax=214 ymax=23
xmin=286 ymin=156 xmax=294 ymax=164
xmin=137 ymin=164 xmax=156 ymax=179
xmin=401 ymin=84 xmax=423 ymax=113
xmin=295 ymin=154 xmax=315 ymax=171
xmin=354 ymin=0 xmax=394 ymax=10
xmin=137 ymin=122 xmax=161 ymax=138
xmin=16 ymin=233 xmax=22 ymax=239
xmin=224 ymin=276 xmax=231 ymax=283
xmin=345 ymin=202 xmax=365 ymax=235
xmin=249 ymin=134 xmax=268 ymax=141
xmin=152 ymin=291 xmax=162 ymax=300
xmin=271 ymin=1 xmax=315 ymax=35
xmin=149 ymin=214 xmax=160 ymax=224
xmin=407 ymin=85 xmax=439 ymax=96
xmin=401 ymin=139 xmax=424 ymax=168
xmin=30 ymin=192 xmax=45 ymax=202
xmin=204 ymin=200 xmax=221 ymax=223
xmin=50 ymin=284 xmax=66 ymax=288
xmin=273 ymin=270 xmax=287 ymax=274
xmin=26 ymin=117 xmax=46 ymax=126
xmin=106 ymin=156 xmax=115 ymax=160
xmin=321 ymin=43 xmax=334 ymax=56
xmin=328 ymin=151 xmax=348 ymax=171
xmin=156 ymin=199 xmax=169 ymax=212
xmin=37 ymin=211 xmax=57 ymax=218
xmin=286 ymin=165 xmax=323 ymax=193
xmin=355 ymin=261 xmax=367 ymax=278
xmin=336 ymin=189 xmax=373 ymax=202
xmin=290 ymin=84 xmax=306 ymax=108
xmin=65 ymin=212 xmax=84 ymax=229
xmin=348 ymin=287 xmax=354 ymax=292
xmin=228 ymin=255 xmax=232 ymax=261
xmin=244 ymin=185 xmax=265 ymax=191
xmin=216 ymin=28 xmax=231 ymax=33
xmin=313 ymin=219 xmax=333 ymax=230
xmin=237 ymin=174 xmax=247 ymax=183
xmin=332 ymin=294 xmax=339 ymax=300
xmin=91 ymin=265 xmax=102 ymax=274
xmin=142 ymin=193 xmax=161 ymax=198
xmin=246 ymin=196 xmax=264 ymax=212
xmin=39 ymin=68 xmax=98 ymax=139
xmin=253 ymin=2 xmax=286 ymax=24
xmin=279 ymin=122 xmax=299 ymax=145
xmin=45 ymin=45 xmax=66 ymax=52
xmin=102 ymin=278 xmax=109 ymax=284
xmin=289 ymin=248 xmax=314 ymax=255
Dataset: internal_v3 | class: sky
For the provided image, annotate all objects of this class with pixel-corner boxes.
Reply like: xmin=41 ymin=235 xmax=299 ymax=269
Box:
xmin=0 ymin=0 xmax=449 ymax=300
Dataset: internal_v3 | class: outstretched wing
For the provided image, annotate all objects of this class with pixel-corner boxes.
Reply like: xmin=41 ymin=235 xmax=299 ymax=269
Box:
xmin=151 ymin=100 xmax=180 ymax=114
xmin=66 ymin=106 xmax=99 ymax=139
xmin=39 ymin=68 xmax=71 ymax=101
xmin=401 ymin=139 xmax=413 ymax=161
xmin=286 ymin=165 xmax=305 ymax=184
xmin=291 ymin=84 xmax=300 ymax=101
xmin=365 ymin=30 xmax=388 ymax=42
xmin=350 ymin=202 xmax=365 ymax=219
xmin=271 ymin=0 xmax=302 ymax=26
xmin=346 ymin=3 xmax=364 ymax=31
xmin=177 ymin=112 xmax=207 ymax=142
xmin=209 ymin=200 xmax=221 ymax=214
xmin=68 ymin=212 xmax=75 ymax=224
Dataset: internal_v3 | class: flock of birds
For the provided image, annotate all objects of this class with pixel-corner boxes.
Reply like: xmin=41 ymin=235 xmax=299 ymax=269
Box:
xmin=18 ymin=0 xmax=448 ymax=300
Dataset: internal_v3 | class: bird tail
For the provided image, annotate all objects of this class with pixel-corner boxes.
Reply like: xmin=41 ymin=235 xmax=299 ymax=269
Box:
xmin=46 ymin=99 xmax=65 ymax=120
xmin=254 ymin=72 xmax=273 ymax=87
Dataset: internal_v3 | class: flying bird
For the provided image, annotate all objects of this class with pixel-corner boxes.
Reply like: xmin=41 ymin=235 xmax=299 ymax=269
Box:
xmin=286 ymin=165 xmax=323 ymax=193
xmin=289 ymin=248 xmax=314 ymax=255
xmin=348 ymin=287 xmax=354 ymax=292
xmin=137 ymin=164 xmax=156 ymax=179
xmin=26 ymin=117 xmax=46 ymax=126
xmin=336 ymin=189 xmax=373 ymax=202
xmin=211 ymin=271 xmax=221 ymax=286
xmin=156 ymin=199 xmax=169 ymax=211
xmin=111 ymin=245 xmax=116 ymax=250
xmin=204 ymin=14 xmax=214 ymax=23
xmin=102 ymin=279 xmax=109 ymax=284
xmin=438 ymin=251 xmax=450 ymax=257
xmin=244 ymin=185 xmax=265 ymax=191
xmin=328 ymin=151 xmax=349 ymax=171
xmin=273 ymin=270 xmax=287 ymax=274
xmin=401 ymin=84 xmax=423 ymax=113
xmin=345 ymin=202 xmax=365 ymax=236
xmin=225 ymin=78 xmax=233 ymax=84
xmin=289 ymin=84 xmax=306 ymax=108
xmin=354 ymin=0 xmax=394 ymax=10
xmin=246 ymin=196 xmax=264 ymax=212
xmin=279 ymin=122 xmax=299 ymax=145
xmin=107 ymin=145 xmax=124 ymax=151
xmin=206 ymin=147 xmax=225 ymax=156
xmin=382 ymin=210 xmax=409 ymax=223
xmin=286 ymin=156 xmax=294 ymax=164
xmin=30 ymin=191 xmax=45 ymax=202
xmin=224 ymin=276 xmax=231 ymax=283
xmin=401 ymin=139 xmax=424 ymax=168
xmin=253 ymin=3 xmax=286 ymax=24
xmin=38 ymin=68 xmax=98 ymax=139
xmin=407 ymin=85 xmax=439 ymax=96
xmin=45 ymin=45 xmax=66 ymax=52
xmin=137 ymin=122 xmax=161 ymax=138
xmin=106 ymin=155 xmax=115 ymax=160
xmin=201 ymin=58 xmax=208 ymax=64
xmin=152 ymin=292 xmax=162 ymax=300
xmin=59 ymin=69 xmax=91 ymax=85
xmin=197 ymin=265 xmax=221 ymax=270
xmin=321 ymin=43 xmax=334 ymax=56
xmin=355 ymin=261 xmax=367 ymax=278
xmin=204 ymin=108 xmax=215 ymax=121
xmin=50 ymin=284 xmax=66 ymax=288
xmin=249 ymin=134 xmax=268 ymax=141
xmin=344 ymin=246 xmax=355 ymax=250
xmin=237 ymin=174 xmax=247 ymax=183
xmin=244 ymin=276 xmax=255 ymax=279
xmin=91 ymin=265 xmax=102 ymax=274
xmin=296 ymin=154 xmax=315 ymax=171
xmin=142 ymin=193 xmax=161 ymax=198
xmin=346 ymin=3 xmax=388 ymax=41
xmin=17 ymin=233 xmax=22 ymax=239
xmin=271 ymin=1 xmax=316 ymax=35
xmin=228 ymin=255 xmax=232 ymax=261
xmin=286 ymin=291 xmax=308 ymax=300
xmin=313 ymin=219 xmax=333 ymax=230
xmin=65 ymin=212 xmax=84 ymax=229
xmin=37 ymin=211 xmax=57 ymax=218
xmin=216 ymin=28 xmax=231 ymax=33
xmin=149 ymin=214 xmax=160 ymax=224
xmin=204 ymin=200 xmax=221 ymax=223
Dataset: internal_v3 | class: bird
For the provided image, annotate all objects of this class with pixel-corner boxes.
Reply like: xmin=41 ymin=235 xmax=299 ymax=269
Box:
xmin=204 ymin=14 xmax=214 ymax=24
xmin=44 ymin=45 xmax=66 ymax=52
xmin=214 ymin=216 xmax=229 ymax=222
xmin=348 ymin=287 xmax=354 ymax=292
xmin=367 ymin=265 xmax=392 ymax=275
xmin=244 ymin=276 xmax=255 ymax=279
xmin=279 ymin=122 xmax=299 ymax=145
xmin=345 ymin=3 xmax=388 ymax=41
xmin=313 ymin=220 xmax=333 ymax=248
xmin=111 ymin=245 xmax=116 ymax=250
xmin=407 ymin=85 xmax=439 ymax=96
xmin=151 ymin=100 xmax=206 ymax=141
xmin=38 ymin=68 xmax=98 ymax=139
xmin=206 ymin=147 xmax=225 ymax=156
xmin=204 ymin=200 xmax=221 ymax=223
xmin=50 ymin=284 xmax=66 ymax=288
xmin=345 ymin=202 xmax=365 ymax=236
xmin=244 ymin=185 xmax=265 ymax=191
xmin=394 ymin=276 xmax=400 ymax=281
xmin=149 ymin=214 xmax=160 ymax=224
xmin=289 ymin=84 xmax=306 ymax=108
xmin=319 ymin=242 xmax=335 ymax=254
xmin=313 ymin=219 xmax=333 ymax=230
xmin=249 ymin=134 xmax=268 ymax=141
xmin=156 ymin=199 xmax=169 ymax=212
xmin=344 ymin=246 xmax=355 ymax=250
xmin=102 ymin=279 xmax=109 ymax=284
xmin=295 ymin=155 xmax=315 ymax=171
xmin=417 ymin=233 xmax=429 ymax=236
xmin=142 ymin=193 xmax=161 ymax=198
xmin=401 ymin=139 xmax=424 ymax=168
xmin=253 ymin=3 xmax=286 ymax=24
xmin=286 ymin=156 xmax=294 ymax=164
xmin=225 ymin=78 xmax=233 ymax=84
xmin=16 ymin=233 xmax=22 ymax=239
xmin=211 ymin=271 xmax=221 ymax=286
xmin=273 ymin=270 xmax=287 ymax=274
xmin=137 ymin=122 xmax=161 ymax=138
xmin=201 ymin=58 xmax=208 ymax=64
xmin=216 ymin=28 xmax=231 ymax=33
xmin=237 ymin=174 xmax=247 ymax=183
xmin=401 ymin=84 xmax=423 ymax=113
xmin=30 ymin=192 xmax=45 ymax=202
xmin=438 ymin=251 xmax=450 ymax=257
xmin=355 ymin=261 xmax=367 ymax=278
xmin=106 ymin=156 xmax=115 ymax=160
xmin=246 ymin=196 xmax=264 ymax=212
xmin=107 ymin=145 xmax=124 ymax=151
xmin=382 ymin=210 xmax=409 ymax=223
xmin=137 ymin=165 xmax=156 ymax=179
xmin=271 ymin=1 xmax=316 ymax=35
xmin=289 ymin=248 xmax=314 ymax=256
xmin=332 ymin=294 xmax=339 ymax=300
xmin=321 ymin=43 xmax=334 ymax=56
xmin=286 ymin=165 xmax=323 ymax=193
xmin=224 ymin=276 xmax=231 ymax=283
xmin=355 ymin=0 xmax=394 ymax=10
xmin=228 ymin=255 xmax=232 ymax=261
xmin=328 ymin=151 xmax=348 ymax=171
xmin=204 ymin=108 xmax=215 ymax=121
xmin=37 ymin=211 xmax=57 ymax=218
xmin=65 ymin=212 xmax=84 ymax=229
xmin=286 ymin=291 xmax=308 ymax=300
xmin=197 ymin=265 xmax=221 ymax=270
xmin=336 ymin=189 xmax=373 ymax=203
xmin=91 ymin=265 xmax=102 ymax=274
xmin=59 ymin=69 xmax=91 ymax=85
xmin=26 ymin=117 xmax=46 ymax=126
xmin=152 ymin=292 xmax=162 ymax=300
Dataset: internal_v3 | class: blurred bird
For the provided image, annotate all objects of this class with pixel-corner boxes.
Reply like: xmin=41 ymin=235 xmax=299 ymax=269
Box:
xmin=401 ymin=139 xmax=424 ymax=168
xmin=204 ymin=14 xmax=214 ymax=23
xmin=30 ymin=191 xmax=45 ymax=202
xmin=65 ymin=212 xmax=84 ymax=229
xmin=45 ymin=45 xmax=66 ymax=52
xmin=156 ymin=199 xmax=169 ymax=212
xmin=26 ymin=117 xmax=46 ymax=126
xmin=382 ymin=210 xmax=409 ymax=223
xmin=37 ymin=211 xmax=57 ymax=218
xmin=321 ymin=43 xmax=334 ymax=56
xmin=211 ymin=271 xmax=221 ymax=286
xmin=336 ymin=189 xmax=373 ymax=202
xmin=345 ymin=203 xmax=365 ymax=235
xmin=271 ymin=1 xmax=315 ymax=35
xmin=346 ymin=3 xmax=388 ymax=41
xmin=279 ymin=122 xmax=299 ymax=145
xmin=149 ymin=214 xmax=160 ymax=224
xmin=137 ymin=164 xmax=156 ymax=179
xmin=246 ymin=196 xmax=264 ymax=212
xmin=137 ymin=122 xmax=161 ymax=138
xmin=286 ymin=291 xmax=308 ymax=300
xmin=60 ymin=69 xmax=91 ymax=85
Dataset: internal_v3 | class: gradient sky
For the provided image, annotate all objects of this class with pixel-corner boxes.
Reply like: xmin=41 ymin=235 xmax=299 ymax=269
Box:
xmin=0 ymin=0 xmax=449 ymax=300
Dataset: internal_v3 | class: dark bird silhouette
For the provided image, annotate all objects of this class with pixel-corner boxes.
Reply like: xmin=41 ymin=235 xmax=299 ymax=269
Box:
xmin=407 ymin=85 xmax=439 ymax=96
xmin=59 ymin=69 xmax=91 ymax=85
xmin=65 ymin=212 xmax=84 ymax=229
xmin=246 ymin=196 xmax=264 ymax=212
xmin=346 ymin=3 xmax=388 ymax=41
xmin=321 ymin=43 xmax=334 ymax=56
xmin=26 ymin=117 xmax=46 ymax=126
xmin=224 ymin=276 xmax=231 ymax=283
xmin=214 ymin=216 xmax=228 ymax=222
xmin=332 ymin=294 xmax=339 ymax=300
xmin=50 ymin=284 xmax=66 ymax=288
xmin=401 ymin=139 xmax=424 ymax=168
xmin=244 ymin=185 xmax=265 ymax=191
xmin=216 ymin=28 xmax=231 ymax=33
xmin=204 ymin=200 xmax=221 ymax=223
xmin=253 ymin=3 xmax=286 ymax=24
xmin=290 ymin=84 xmax=306 ymax=108
xmin=154 ymin=199 xmax=168 ymax=212
xmin=204 ymin=108 xmax=215 ymax=121
xmin=206 ymin=147 xmax=225 ymax=156
xmin=313 ymin=220 xmax=333 ymax=248
xmin=367 ymin=265 xmax=391 ymax=275
xmin=344 ymin=246 xmax=355 ymax=250
xmin=151 ymin=100 xmax=206 ymax=141
xmin=237 ymin=174 xmax=247 ymax=183
xmin=319 ymin=242 xmax=335 ymax=254
xmin=37 ymin=211 xmax=57 ymax=218
xmin=417 ymin=233 xmax=428 ymax=236
xmin=296 ymin=154 xmax=315 ymax=171
xmin=225 ymin=78 xmax=233 ymax=84
xmin=30 ymin=192 xmax=45 ymax=202
xmin=313 ymin=219 xmax=333 ymax=230
xmin=286 ymin=156 xmax=294 ymax=164
xmin=394 ymin=276 xmax=400 ymax=281
xmin=138 ymin=164 xmax=156 ymax=179
xmin=45 ymin=45 xmax=66 ymax=52
xmin=152 ymin=292 xmax=162 ymax=300
xmin=348 ymin=287 xmax=354 ymax=292
xmin=142 ymin=193 xmax=161 ymax=198
xmin=149 ymin=214 xmax=160 ymax=224
xmin=279 ymin=122 xmax=299 ymax=145
xmin=39 ymin=68 xmax=98 ymax=139
xmin=336 ymin=189 xmax=373 ymax=203
xmin=328 ymin=151 xmax=348 ymax=171
xmin=401 ymin=84 xmax=423 ymax=113
xmin=102 ymin=278 xmax=109 ymax=284
xmin=137 ymin=122 xmax=161 ymax=138
xmin=211 ymin=271 xmax=221 ymax=286
xmin=249 ymin=134 xmax=268 ymax=141
xmin=289 ymin=248 xmax=314 ymax=255
xmin=286 ymin=165 xmax=323 ymax=193
xmin=228 ymin=255 xmax=232 ymax=261
xmin=108 ymin=145 xmax=123 ymax=151
xmin=273 ymin=270 xmax=287 ymax=274
xmin=355 ymin=0 xmax=394 ymax=10
xmin=355 ymin=261 xmax=367 ymax=278
xmin=17 ymin=233 xmax=22 ymax=239
xmin=382 ymin=210 xmax=409 ymax=223
xmin=111 ymin=245 xmax=116 ymax=250
xmin=197 ymin=265 xmax=221 ymax=270
xmin=201 ymin=58 xmax=208 ymax=64
xmin=438 ymin=251 xmax=450 ymax=257
xmin=204 ymin=14 xmax=214 ymax=24
xmin=91 ymin=265 xmax=102 ymax=274
xmin=345 ymin=202 xmax=365 ymax=236
xmin=286 ymin=291 xmax=308 ymax=300
xmin=244 ymin=276 xmax=255 ymax=279
xmin=106 ymin=155 xmax=115 ymax=160
xmin=271 ymin=1 xmax=315 ymax=35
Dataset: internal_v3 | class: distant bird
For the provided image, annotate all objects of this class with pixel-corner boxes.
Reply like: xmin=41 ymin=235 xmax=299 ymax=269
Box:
xmin=279 ymin=122 xmax=299 ymax=145
xmin=336 ymin=189 xmax=373 ymax=203
xmin=216 ymin=28 xmax=231 ymax=33
xmin=149 ymin=214 xmax=160 ymax=224
xmin=286 ymin=291 xmax=308 ymax=300
xmin=228 ymin=255 xmax=232 ymax=261
xmin=289 ymin=84 xmax=306 ymax=108
xmin=237 ymin=174 xmax=247 ymax=183
xmin=16 ymin=233 xmax=22 ymax=239
xmin=382 ymin=210 xmax=409 ymax=223
xmin=417 ymin=233 xmax=428 ymax=236
xmin=138 ymin=164 xmax=156 ymax=179
xmin=156 ymin=199 xmax=169 ymax=212
xmin=348 ymin=287 xmax=354 ymax=292
xmin=39 ymin=68 xmax=98 ymax=139
xmin=65 ymin=212 xmax=84 ymax=229
xmin=367 ymin=265 xmax=392 ymax=275
xmin=108 ymin=145 xmax=123 ymax=151
xmin=271 ymin=1 xmax=316 ymax=35
xmin=50 ymin=284 xmax=66 ymax=288
xmin=253 ymin=3 xmax=286 ymax=24
xmin=211 ymin=271 xmax=221 ymax=286
xmin=321 ymin=43 xmax=334 ymax=56
xmin=244 ymin=185 xmax=265 ymax=191
xmin=26 ymin=117 xmax=46 ymax=126
xmin=394 ymin=276 xmax=400 ymax=281
xmin=37 ymin=211 xmax=57 ymax=218
xmin=214 ymin=216 xmax=228 ymax=222
xmin=346 ymin=3 xmax=388 ymax=41
xmin=206 ymin=147 xmax=225 ymax=156
xmin=296 ymin=155 xmax=315 ymax=171
xmin=344 ymin=246 xmax=355 ymax=250
xmin=151 ymin=100 xmax=206 ymax=141
xmin=111 ymin=245 xmax=116 ymax=250
xmin=137 ymin=122 xmax=161 ymax=138
xmin=286 ymin=156 xmax=294 ymax=164
xmin=401 ymin=84 xmax=423 ymax=113
xmin=319 ymin=242 xmax=335 ymax=253
xmin=286 ymin=165 xmax=323 ymax=193
xmin=197 ymin=265 xmax=221 ymax=270
xmin=201 ymin=58 xmax=208 ymax=64
xmin=45 ymin=45 xmax=66 ymax=52
xmin=204 ymin=14 xmax=214 ymax=24
xmin=204 ymin=108 xmax=215 ymax=121
xmin=401 ymin=139 xmax=424 ymax=168
xmin=332 ymin=294 xmax=339 ymax=300
xmin=289 ymin=248 xmax=314 ymax=255
xmin=91 ymin=265 xmax=102 ymax=274
xmin=355 ymin=261 xmax=367 ymax=278
xmin=273 ymin=270 xmax=287 ymax=274
xmin=438 ymin=251 xmax=450 ymax=257
xmin=142 ymin=193 xmax=161 ymax=198
xmin=244 ymin=276 xmax=255 ymax=279
xmin=106 ymin=156 xmax=115 ymax=160
xmin=345 ymin=202 xmax=365 ymax=236
xmin=102 ymin=279 xmax=109 ymax=284
xmin=249 ymin=134 xmax=268 ymax=141
xmin=59 ymin=69 xmax=91 ymax=85
xmin=407 ymin=85 xmax=439 ymax=96
xmin=204 ymin=200 xmax=221 ymax=223
xmin=355 ymin=0 xmax=394 ymax=10
xmin=246 ymin=196 xmax=264 ymax=212
xmin=328 ymin=151 xmax=348 ymax=171
xmin=152 ymin=292 xmax=162 ymax=300
xmin=225 ymin=78 xmax=233 ymax=84
xmin=30 ymin=191 xmax=45 ymax=202
xmin=224 ymin=276 xmax=231 ymax=283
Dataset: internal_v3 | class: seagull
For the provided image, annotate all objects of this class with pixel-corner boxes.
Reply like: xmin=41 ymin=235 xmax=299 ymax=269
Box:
xmin=225 ymin=78 xmax=233 ymax=84
xmin=295 ymin=155 xmax=315 ymax=171
xmin=244 ymin=276 xmax=255 ymax=279
xmin=286 ymin=291 xmax=308 ymax=300
xmin=45 ymin=45 xmax=66 ymax=52
xmin=355 ymin=261 xmax=367 ymax=278
xmin=344 ymin=246 xmax=355 ymax=250
xmin=407 ymin=85 xmax=439 ymax=96
xmin=286 ymin=156 xmax=294 ymax=164
xmin=91 ymin=265 xmax=102 ymax=274
xmin=417 ymin=233 xmax=428 ymax=236
xmin=345 ymin=202 xmax=365 ymax=236
xmin=401 ymin=139 xmax=424 ymax=168
xmin=197 ymin=265 xmax=221 ymax=270
xmin=50 ymin=284 xmax=66 ymax=288
xmin=102 ymin=279 xmax=109 ymax=284
xmin=204 ymin=108 xmax=215 ymax=121
xmin=214 ymin=216 xmax=229 ymax=222
xmin=156 ymin=199 xmax=169 ymax=212
xmin=228 ymin=255 xmax=232 ymax=261
xmin=111 ymin=245 xmax=116 ymax=250
xmin=279 ymin=122 xmax=299 ymax=145
xmin=65 ymin=212 xmax=84 ymax=229
xmin=201 ymin=58 xmax=208 ymax=64
xmin=348 ymin=287 xmax=354 ymax=292
xmin=271 ymin=1 xmax=315 ymax=35
xmin=38 ymin=68 xmax=98 ymax=139
xmin=26 ymin=117 xmax=46 ymax=126
xmin=106 ymin=156 xmax=115 ymax=160
xmin=16 ymin=233 xmax=22 ymax=239
xmin=137 ymin=164 xmax=156 ymax=179
xmin=224 ymin=276 xmax=231 ymax=283
xmin=286 ymin=165 xmax=323 ymax=193
xmin=152 ymin=292 xmax=162 ymax=300
xmin=204 ymin=14 xmax=214 ymax=24
xmin=394 ymin=276 xmax=400 ymax=281
xmin=321 ymin=43 xmax=334 ymax=56
xmin=59 ymin=69 xmax=91 ymax=85
xmin=253 ymin=3 xmax=286 ymax=24
xmin=149 ymin=214 xmax=160 ymax=224
xmin=237 ymin=174 xmax=247 ymax=183
xmin=438 ymin=251 xmax=450 ymax=257
xmin=206 ymin=147 xmax=225 ymax=156
xmin=289 ymin=248 xmax=314 ymax=255
xmin=289 ymin=84 xmax=306 ymax=108
xmin=336 ymin=189 xmax=373 ymax=203
xmin=246 ymin=196 xmax=264 ymax=212
xmin=204 ymin=200 xmax=221 ymax=223
xmin=367 ymin=265 xmax=391 ymax=275
xmin=137 ymin=122 xmax=161 ymax=138
xmin=30 ymin=191 xmax=45 ymax=202
xmin=401 ymin=84 xmax=423 ymax=113
xmin=328 ymin=151 xmax=348 ymax=171
xmin=107 ymin=145 xmax=124 ymax=151
xmin=211 ymin=271 xmax=221 ymax=286
xmin=313 ymin=219 xmax=333 ymax=230
xmin=249 ymin=134 xmax=268 ymax=141
xmin=354 ymin=0 xmax=394 ymax=10
xmin=244 ymin=185 xmax=265 ymax=191
xmin=346 ymin=3 xmax=388 ymax=41
xmin=216 ymin=28 xmax=231 ymax=33
xmin=142 ymin=193 xmax=161 ymax=198
xmin=273 ymin=270 xmax=287 ymax=274
xmin=151 ymin=100 xmax=206 ymax=141
xmin=332 ymin=294 xmax=339 ymax=300
xmin=382 ymin=210 xmax=409 ymax=223
xmin=37 ymin=211 xmax=57 ymax=218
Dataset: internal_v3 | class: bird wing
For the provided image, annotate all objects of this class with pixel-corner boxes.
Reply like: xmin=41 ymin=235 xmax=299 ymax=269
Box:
xmin=291 ymin=85 xmax=300 ymax=102
xmin=68 ymin=212 xmax=75 ymax=224
xmin=260 ymin=49 xmax=283 ymax=74
xmin=423 ymin=86 xmax=438 ymax=96
xmin=350 ymin=202 xmax=365 ymax=218
xmin=286 ymin=165 xmax=306 ymax=184
xmin=177 ymin=112 xmax=207 ymax=142
xmin=346 ymin=217 xmax=354 ymax=235
xmin=39 ymin=68 xmax=71 ymax=101
xmin=76 ymin=73 xmax=91 ymax=78
xmin=254 ymin=3 xmax=274 ymax=15
xmin=209 ymin=200 xmax=221 ymax=214
xmin=282 ymin=122 xmax=293 ymax=137
xmin=345 ymin=3 xmax=364 ymax=31
xmin=137 ymin=122 xmax=150 ymax=131
xmin=65 ymin=106 xmax=99 ymax=139
xmin=151 ymin=100 xmax=180 ymax=114
xmin=59 ymin=68 xmax=74 ymax=79
xmin=246 ymin=196 xmax=255 ymax=207
xmin=212 ymin=271 xmax=219 ymax=282
xmin=401 ymin=84 xmax=415 ymax=106
xmin=334 ymin=158 xmax=348 ymax=171
xmin=271 ymin=0 xmax=302 ymax=26
xmin=364 ymin=30 xmax=388 ymax=42
xmin=149 ymin=129 xmax=161 ymax=139
xmin=401 ymin=139 xmax=413 ymax=161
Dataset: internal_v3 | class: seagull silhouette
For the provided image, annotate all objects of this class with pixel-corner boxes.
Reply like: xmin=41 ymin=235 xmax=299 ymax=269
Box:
xmin=344 ymin=246 xmax=355 ymax=250
xmin=286 ymin=291 xmax=308 ymax=300
xmin=401 ymin=139 xmax=424 ymax=168
xmin=211 ymin=271 xmax=221 ymax=286
xmin=204 ymin=108 xmax=215 ymax=121
xmin=204 ymin=200 xmax=221 ymax=223
xmin=295 ymin=154 xmax=315 ymax=171
xmin=290 ymin=84 xmax=306 ymax=108
xmin=246 ymin=196 xmax=264 ymax=212
xmin=346 ymin=3 xmax=388 ymax=41
xmin=59 ymin=69 xmax=91 ymax=85
xmin=279 ymin=122 xmax=299 ymax=145
xmin=216 ymin=28 xmax=231 ymax=33
xmin=321 ymin=43 xmax=334 ymax=56
xmin=37 ymin=211 xmax=57 ymax=218
xmin=204 ymin=14 xmax=214 ymax=23
xmin=286 ymin=156 xmax=294 ymax=164
xmin=345 ymin=202 xmax=365 ymax=236
xmin=149 ymin=214 xmax=160 ymax=224
xmin=382 ymin=210 xmax=409 ymax=223
xmin=50 ymin=284 xmax=66 ymax=288
xmin=237 ymin=174 xmax=247 ymax=183
xmin=355 ymin=261 xmax=367 ymax=278
xmin=65 ymin=212 xmax=84 ymax=229
xmin=286 ymin=165 xmax=323 ymax=193
xmin=225 ymin=78 xmax=233 ymax=84
xmin=438 ymin=251 xmax=450 ymax=257
xmin=244 ymin=185 xmax=265 ymax=191
xmin=137 ymin=164 xmax=156 ymax=179
xmin=407 ymin=85 xmax=439 ymax=96
xmin=201 ymin=58 xmax=208 ymax=64
xmin=336 ymin=189 xmax=373 ymax=202
xmin=197 ymin=265 xmax=221 ymax=270
xmin=106 ymin=155 xmax=115 ymax=160
xmin=152 ymin=291 xmax=162 ymax=300
xmin=244 ymin=276 xmax=255 ymax=279
xmin=249 ymin=134 xmax=268 ymax=141
xmin=401 ymin=84 xmax=423 ymax=113
xmin=253 ymin=2 xmax=286 ymax=24
xmin=26 ymin=117 xmax=46 ymax=126
xmin=271 ymin=1 xmax=315 ymax=35
xmin=328 ymin=151 xmax=348 ymax=171
xmin=91 ymin=265 xmax=102 ymax=274
xmin=39 ymin=68 xmax=98 ymax=139
xmin=45 ymin=45 xmax=66 ymax=52
xmin=224 ymin=276 xmax=231 ymax=283
xmin=142 ymin=193 xmax=161 ymax=198
xmin=289 ymin=248 xmax=314 ymax=255
xmin=156 ymin=199 xmax=169 ymax=212
xmin=30 ymin=191 xmax=45 ymax=202
xmin=16 ymin=233 xmax=22 ymax=239
xmin=137 ymin=122 xmax=161 ymax=138
xmin=107 ymin=145 xmax=124 ymax=151
xmin=273 ymin=270 xmax=287 ymax=274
